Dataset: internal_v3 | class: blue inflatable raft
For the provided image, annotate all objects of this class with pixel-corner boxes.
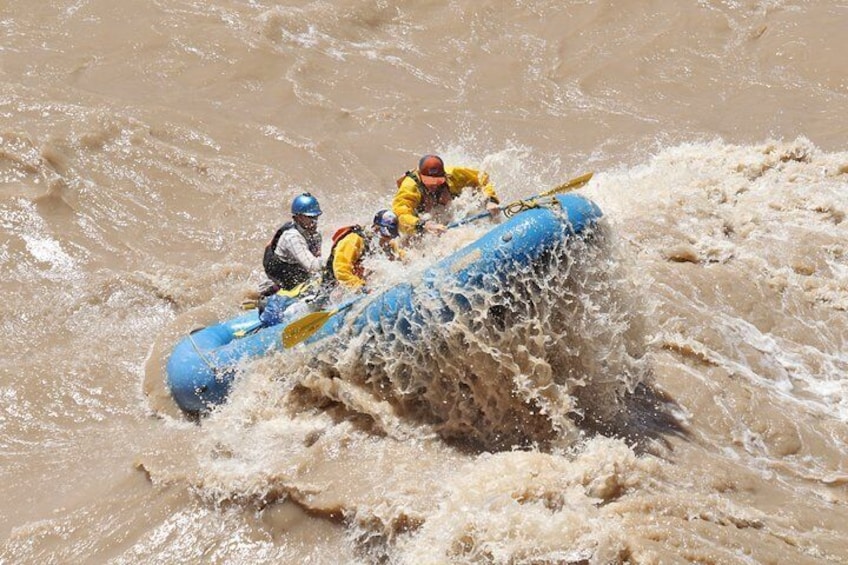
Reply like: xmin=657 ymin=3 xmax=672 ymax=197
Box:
xmin=166 ymin=193 xmax=603 ymax=414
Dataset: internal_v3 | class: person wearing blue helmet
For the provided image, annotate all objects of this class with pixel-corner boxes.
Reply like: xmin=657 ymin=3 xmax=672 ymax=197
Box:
xmin=321 ymin=209 xmax=403 ymax=292
xmin=262 ymin=192 xmax=324 ymax=293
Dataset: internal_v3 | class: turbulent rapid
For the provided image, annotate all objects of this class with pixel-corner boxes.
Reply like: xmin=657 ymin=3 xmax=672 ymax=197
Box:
xmin=2 ymin=0 xmax=847 ymax=563
xmin=136 ymin=139 xmax=847 ymax=563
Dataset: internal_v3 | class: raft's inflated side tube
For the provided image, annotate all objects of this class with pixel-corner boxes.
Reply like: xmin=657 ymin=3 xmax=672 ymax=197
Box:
xmin=304 ymin=193 xmax=603 ymax=343
xmin=166 ymin=312 xmax=279 ymax=413
xmin=166 ymin=193 xmax=602 ymax=414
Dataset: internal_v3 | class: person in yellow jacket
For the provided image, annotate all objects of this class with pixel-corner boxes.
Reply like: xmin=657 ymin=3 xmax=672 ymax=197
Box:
xmin=392 ymin=154 xmax=501 ymax=236
xmin=323 ymin=209 xmax=404 ymax=292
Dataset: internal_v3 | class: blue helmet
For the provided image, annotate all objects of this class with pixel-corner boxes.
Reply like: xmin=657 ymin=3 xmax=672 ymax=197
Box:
xmin=291 ymin=192 xmax=322 ymax=217
xmin=373 ymin=209 xmax=399 ymax=238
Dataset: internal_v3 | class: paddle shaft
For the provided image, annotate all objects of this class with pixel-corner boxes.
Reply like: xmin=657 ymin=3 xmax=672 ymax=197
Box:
xmin=233 ymin=320 xmax=263 ymax=338
xmin=445 ymin=172 xmax=593 ymax=229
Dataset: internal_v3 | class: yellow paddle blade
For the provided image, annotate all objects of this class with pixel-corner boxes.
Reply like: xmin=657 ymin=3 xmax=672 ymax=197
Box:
xmin=281 ymin=297 xmax=361 ymax=349
xmin=281 ymin=309 xmax=335 ymax=348
xmin=538 ymin=172 xmax=594 ymax=199
xmin=276 ymin=281 xmax=310 ymax=298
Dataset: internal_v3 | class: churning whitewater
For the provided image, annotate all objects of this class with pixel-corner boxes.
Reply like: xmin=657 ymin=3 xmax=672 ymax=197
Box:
xmin=139 ymin=138 xmax=848 ymax=564
xmin=1 ymin=0 xmax=847 ymax=563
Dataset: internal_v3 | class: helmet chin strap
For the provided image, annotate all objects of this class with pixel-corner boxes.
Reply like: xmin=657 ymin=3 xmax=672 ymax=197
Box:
xmin=294 ymin=214 xmax=318 ymax=231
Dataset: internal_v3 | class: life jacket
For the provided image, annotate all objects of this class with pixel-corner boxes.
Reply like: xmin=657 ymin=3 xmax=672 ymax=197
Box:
xmin=397 ymin=171 xmax=454 ymax=214
xmin=322 ymin=225 xmax=369 ymax=285
xmin=263 ymin=221 xmax=321 ymax=290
